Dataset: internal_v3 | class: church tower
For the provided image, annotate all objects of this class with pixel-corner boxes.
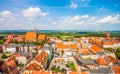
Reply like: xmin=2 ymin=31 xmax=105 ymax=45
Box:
xmin=34 ymin=27 xmax=37 ymax=42
xmin=106 ymin=32 xmax=110 ymax=40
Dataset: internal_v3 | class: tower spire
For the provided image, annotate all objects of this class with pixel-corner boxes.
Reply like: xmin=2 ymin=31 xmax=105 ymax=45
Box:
xmin=34 ymin=27 xmax=37 ymax=33
xmin=34 ymin=27 xmax=37 ymax=42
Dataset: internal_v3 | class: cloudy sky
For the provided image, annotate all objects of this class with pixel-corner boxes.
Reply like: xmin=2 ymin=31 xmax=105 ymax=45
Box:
xmin=0 ymin=0 xmax=120 ymax=31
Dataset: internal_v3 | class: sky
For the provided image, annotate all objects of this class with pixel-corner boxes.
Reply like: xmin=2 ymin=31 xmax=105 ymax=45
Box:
xmin=0 ymin=0 xmax=120 ymax=31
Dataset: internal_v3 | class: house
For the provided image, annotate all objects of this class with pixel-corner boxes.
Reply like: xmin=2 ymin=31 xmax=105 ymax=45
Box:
xmin=68 ymin=71 xmax=89 ymax=74
xmin=90 ymin=45 xmax=103 ymax=54
xmin=75 ymin=59 xmax=97 ymax=70
xmin=0 ymin=57 xmax=18 ymax=74
xmin=13 ymin=51 xmax=33 ymax=64
xmin=17 ymin=35 xmax=25 ymax=42
xmin=96 ymin=58 xmax=108 ymax=67
xmin=23 ymin=50 xmax=50 ymax=73
xmin=38 ymin=34 xmax=46 ymax=42
xmin=4 ymin=34 xmax=16 ymax=44
xmin=113 ymin=66 xmax=120 ymax=74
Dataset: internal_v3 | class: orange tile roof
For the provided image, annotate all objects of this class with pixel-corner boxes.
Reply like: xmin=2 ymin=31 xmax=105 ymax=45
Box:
xmin=12 ymin=53 xmax=22 ymax=57
xmin=41 ymin=71 xmax=50 ymax=74
xmin=113 ymin=66 xmax=120 ymax=74
xmin=4 ymin=34 xmax=15 ymax=44
xmin=69 ymin=71 xmax=79 ymax=74
xmin=90 ymin=45 xmax=102 ymax=54
xmin=106 ymin=55 xmax=118 ymax=63
xmin=25 ymin=32 xmax=36 ymax=41
xmin=78 ymin=38 xmax=82 ymax=42
xmin=70 ymin=44 xmax=77 ymax=49
xmin=32 ymin=71 xmax=41 ymax=74
xmin=35 ymin=54 xmax=42 ymax=62
xmin=95 ymin=39 xmax=102 ymax=44
xmin=35 ymin=50 xmax=49 ymax=66
xmin=56 ymin=59 xmax=65 ymax=63
xmin=35 ymin=45 xmax=41 ymax=50
xmin=81 ymin=72 xmax=89 ymax=74
xmin=38 ymin=34 xmax=46 ymax=41
xmin=88 ymin=38 xmax=95 ymax=43
xmin=18 ymin=35 xmax=25 ymax=42
xmin=26 ymin=62 xmax=39 ymax=71
xmin=103 ymin=41 xmax=113 ymax=45
xmin=97 ymin=58 xmax=107 ymax=66
xmin=56 ymin=42 xmax=64 ymax=46
xmin=7 ymin=57 xmax=16 ymax=68
xmin=82 ymin=50 xmax=90 ymax=55
xmin=56 ymin=42 xmax=68 ymax=49
xmin=32 ymin=71 xmax=50 ymax=74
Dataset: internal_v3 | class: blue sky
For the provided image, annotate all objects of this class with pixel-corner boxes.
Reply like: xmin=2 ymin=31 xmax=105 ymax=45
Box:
xmin=0 ymin=0 xmax=120 ymax=30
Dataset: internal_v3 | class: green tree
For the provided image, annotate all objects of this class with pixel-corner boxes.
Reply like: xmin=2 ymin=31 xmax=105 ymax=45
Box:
xmin=14 ymin=39 xmax=18 ymax=44
xmin=1 ymin=54 xmax=8 ymax=59
xmin=115 ymin=48 xmax=120 ymax=60
xmin=61 ymin=50 xmax=64 ymax=55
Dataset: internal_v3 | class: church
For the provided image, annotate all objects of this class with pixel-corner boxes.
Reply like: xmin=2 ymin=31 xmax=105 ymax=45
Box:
xmin=25 ymin=28 xmax=46 ymax=42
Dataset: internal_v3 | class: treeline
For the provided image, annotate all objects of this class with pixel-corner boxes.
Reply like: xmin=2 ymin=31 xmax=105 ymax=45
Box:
xmin=45 ymin=32 xmax=120 ymax=38
xmin=0 ymin=32 xmax=26 ymax=35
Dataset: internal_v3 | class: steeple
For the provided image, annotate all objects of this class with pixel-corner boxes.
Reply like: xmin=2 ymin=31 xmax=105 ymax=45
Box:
xmin=34 ymin=27 xmax=37 ymax=34
xmin=106 ymin=32 xmax=110 ymax=40
xmin=34 ymin=27 xmax=37 ymax=42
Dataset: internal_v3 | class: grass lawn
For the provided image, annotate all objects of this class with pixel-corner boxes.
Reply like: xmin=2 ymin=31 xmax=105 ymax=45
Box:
xmin=66 ymin=63 xmax=76 ymax=71
xmin=0 ymin=53 xmax=11 ymax=60
xmin=60 ymin=36 xmax=73 ymax=40
xmin=50 ymin=66 xmax=63 ymax=72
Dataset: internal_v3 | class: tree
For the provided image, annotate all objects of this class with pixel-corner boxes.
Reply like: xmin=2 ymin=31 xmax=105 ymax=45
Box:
xmin=61 ymin=50 xmax=64 ymax=56
xmin=40 ymin=40 xmax=45 ymax=47
xmin=1 ymin=54 xmax=8 ymax=59
xmin=14 ymin=39 xmax=18 ymax=44
xmin=115 ymin=48 xmax=120 ymax=60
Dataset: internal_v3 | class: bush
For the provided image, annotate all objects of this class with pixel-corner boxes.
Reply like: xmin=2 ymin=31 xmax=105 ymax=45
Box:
xmin=66 ymin=63 xmax=76 ymax=71
xmin=115 ymin=48 xmax=120 ymax=60
xmin=16 ymin=63 xmax=24 ymax=67
xmin=1 ymin=54 xmax=8 ymax=59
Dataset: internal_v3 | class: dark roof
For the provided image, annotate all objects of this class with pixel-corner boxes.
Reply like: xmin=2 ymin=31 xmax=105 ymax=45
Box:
xmin=41 ymin=46 xmax=53 ymax=50
xmin=90 ymin=68 xmax=113 ymax=74
xmin=4 ymin=44 xmax=35 ymax=47
xmin=75 ymin=59 xmax=93 ymax=69
xmin=13 ymin=51 xmax=32 ymax=57
xmin=97 ymin=51 xmax=105 ymax=56
xmin=76 ymin=59 xmax=96 ymax=65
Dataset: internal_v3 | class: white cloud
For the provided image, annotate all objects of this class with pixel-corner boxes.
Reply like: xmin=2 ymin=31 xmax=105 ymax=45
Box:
xmin=69 ymin=15 xmax=89 ymax=21
xmin=70 ymin=2 xmax=78 ymax=9
xmin=0 ymin=10 xmax=13 ymax=17
xmin=49 ymin=14 xmax=120 ymax=30
xmin=22 ymin=7 xmax=48 ymax=20
xmin=98 ymin=15 xmax=120 ymax=24
xmin=0 ymin=18 xmax=4 ymax=23
xmin=0 ymin=10 xmax=16 ymax=24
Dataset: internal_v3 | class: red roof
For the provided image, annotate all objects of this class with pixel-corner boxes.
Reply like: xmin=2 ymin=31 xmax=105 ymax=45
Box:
xmin=69 ymin=71 xmax=79 ymax=74
xmin=105 ymin=55 xmax=118 ymax=63
xmin=32 ymin=71 xmax=41 ymax=74
xmin=25 ymin=32 xmax=36 ymax=41
xmin=113 ymin=66 xmax=120 ymax=74
xmin=26 ymin=62 xmax=40 ymax=71
xmin=38 ymin=34 xmax=46 ymax=41
xmin=7 ymin=57 xmax=16 ymax=68
xmin=97 ymin=58 xmax=107 ymax=66
xmin=90 ymin=45 xmax=102 ymax=54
